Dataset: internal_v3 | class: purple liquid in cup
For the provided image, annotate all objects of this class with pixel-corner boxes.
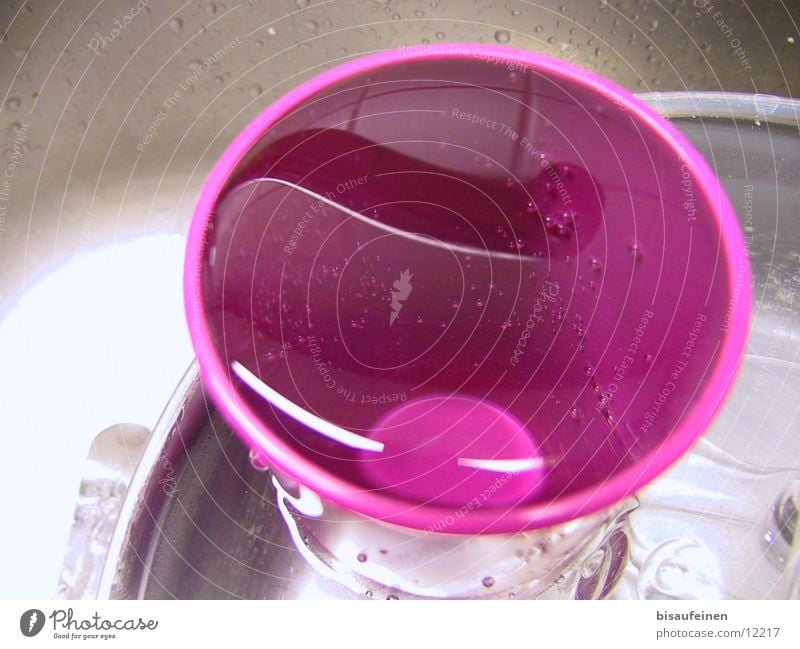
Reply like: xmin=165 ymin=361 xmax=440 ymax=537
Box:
xmin=187 ymin=45 xmax=750 ymax=533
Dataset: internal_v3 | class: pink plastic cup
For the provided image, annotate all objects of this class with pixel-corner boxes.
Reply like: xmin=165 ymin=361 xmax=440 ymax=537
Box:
xmin=185 ymin=44 xmax=751 ymax=537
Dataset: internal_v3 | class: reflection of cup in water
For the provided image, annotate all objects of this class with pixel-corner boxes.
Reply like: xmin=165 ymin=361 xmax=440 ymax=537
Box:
xmin=185 ymin=44 xmax=750 ymax=545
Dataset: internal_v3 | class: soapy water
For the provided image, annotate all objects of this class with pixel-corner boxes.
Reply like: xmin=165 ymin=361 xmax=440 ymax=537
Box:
xmin=199 ymin=59 xmax=737 ymax=518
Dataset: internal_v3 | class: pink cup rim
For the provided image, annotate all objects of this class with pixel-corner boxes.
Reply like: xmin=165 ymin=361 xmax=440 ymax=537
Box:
xmin=184 ymin=43 xmax=751 ymax=535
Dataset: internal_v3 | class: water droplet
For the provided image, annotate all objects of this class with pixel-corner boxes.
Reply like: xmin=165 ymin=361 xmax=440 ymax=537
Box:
xmin=249 ymin=449 xmax=270 ymax=471
xmin=168 ymin=17 xmax=183 ymax=32
xmin=386 ymin=594 xmax=399 ymax=600
xmin=569 ymin=406 xmax=583 ymax=420
xmin=415 ymin=315 xmax=424 ymax=324
xmin=584 ymin=365 xmax=593 ymax=375
xmin=254 ymin=39 xmax=264 ymax=48
xmin=306 ymin=19 xmax=318 ymax=32
xmin=534 ymin=25 xmax=543 ymax=33
xmin=295 ymin=0 xmax=309 ymax=7
xmin=648 ymin=19 xmax=659 ymax=32
xmin=392 ymin=12 xmax=401 ymax=20
xmin=482 ymin=576 xmax=495 ymax=588
xmin=435 ymin=31 xmax=445 ymax=39
xmin=187 ymin=59 xmax=203 ymax=71
xmin=357 ymin=552 xmax=367 ymax=562
xmin=212 ymin=75 xmax=224 ymax=86
xmin=248 ymin=84 xmax=263 ymax=98
xmin=588 ymin=257 xmax=602 ymax=271
xmin=788 ymin=36 xmax=795 ymax=45
xmin=414 ymin=9 xmax=425 ymax=17
xmin=475 ymin=298 xmax=485 ymax=308
xmin=266 ymin=26 xmax=277 ymax=36
xmin=451 ymin=300 xmax=460 ymax=309
xmin=511 ymin=9 xmax=521 ymax=16
xmin=602 ymin=408 xmax=615 ymax=426
xmin=365 ymin=590 xmax=373 ymax=598
xmin=205 ymin=3 xmax=218 ymax=15
xmin=5 ymin=97 xmax=20 ymax=111
xmin=494 ymin=29 xmax=510 ymax=44
xmin=547 ymin=36 xmax=557 ymax=44
xmin=644 ymin=353 xmax=654 ymax=364
xmin=629 ymin=243 xmax=643 ymax=262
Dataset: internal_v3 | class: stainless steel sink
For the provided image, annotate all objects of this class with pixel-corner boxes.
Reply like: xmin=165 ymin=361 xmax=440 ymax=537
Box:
xmin=1 ymin=0 xmax=799 ymax=599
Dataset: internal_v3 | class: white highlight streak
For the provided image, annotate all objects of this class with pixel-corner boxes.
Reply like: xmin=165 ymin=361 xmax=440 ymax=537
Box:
xmin=458 ymin=457 xmax=546 ymax=473
xmin=232 ymin=361 xmax=384 ymax=453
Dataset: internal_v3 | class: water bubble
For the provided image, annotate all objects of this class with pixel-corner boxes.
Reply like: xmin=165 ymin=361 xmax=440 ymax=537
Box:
xmin=544 ymin=213 xmax=574 ymax=240
xmin=644 ymin=353 xmax=654 ymax=364
xmin=248 ymin=84 xmax=263 ymax=98
xmin=168 ymin=17 xmax=183 ymax=32
xmin=386 ymin=594 xmax=399 ymax=600
xmin=205 ymin=3 xmax=217 ymax=15
xmin=435 ymin=31 xmax=445 ymax=39
xmin=588 ymin=257 xmax=602 ymax=272
xmin=495 ymin=29 xmax=511 ymax=44
xmin=482 ymin=576 xmax=496 ymax=588
xmin=648 ymin=19 xmax=659 ymax=32
xmin=788 ymin=36 xmax=795 ymax=45
xmin=415 ymin=315 xmax=424 ymax=324
xmin=547 ymin=36 xmax=557 ymax=44
xmin=392 ymin=13 xmax=401 ymax=20
xmin=414 ymin=9 xmax=425 ymax=17
xmin=475 ymin=298 xmax=486 ymax=308
xmin=266 ymin=26 xmax=277 ymax=36
xmin=451 ymin=300 xmax=460 ymax=309
xmin=357 ymin=552 xmax=367 ymax=562
xmin=602 ymin=408 xmax=615 ymax=426
xmin=365 ymin=590 xmax=374 ymax=598
xmin=584 ymin=365 xmax=593 ymax=375
xmin=534 ymin=25 xmax=543 ymax=33
xmin=306 ymin=19 xmax=318 ymax=32
xmin=569 ymin=406 xmax=583 ymax=420
xmin=511 ymin=9 xmax=521 ymax=16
